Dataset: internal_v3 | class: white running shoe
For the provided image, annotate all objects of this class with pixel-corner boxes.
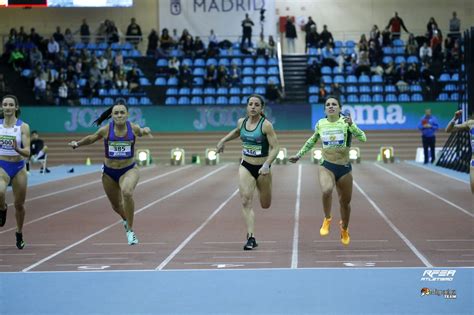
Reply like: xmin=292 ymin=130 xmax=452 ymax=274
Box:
xmin=127 ymin=230 xmax=138 ymax=245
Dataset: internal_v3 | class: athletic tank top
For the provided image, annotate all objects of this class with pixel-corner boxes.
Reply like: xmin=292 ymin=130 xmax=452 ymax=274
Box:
xmin=317 ymin=117 xmax=353 ymax=149
xmin=0 ymin=119 xmax=23 ymax=156
xmin=240 ymin=116 xmax=269 ymax=157
xmin=104 ymin=121 xmax=135 ymax=159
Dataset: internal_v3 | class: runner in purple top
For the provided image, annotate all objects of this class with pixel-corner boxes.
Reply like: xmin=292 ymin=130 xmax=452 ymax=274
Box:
xmin=68 ymin=99 xmax=152 ymax=245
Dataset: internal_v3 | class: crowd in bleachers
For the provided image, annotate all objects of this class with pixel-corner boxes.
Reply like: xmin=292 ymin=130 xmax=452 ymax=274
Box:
xmin=304 ymin=12 xmax=464 ymax=104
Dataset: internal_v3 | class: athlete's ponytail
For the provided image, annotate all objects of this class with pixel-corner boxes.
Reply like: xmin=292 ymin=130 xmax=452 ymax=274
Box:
xmin=92 ymin=98 xmax=128 ymax=126
xmin=246 ymin=94 xmax=266 ymax=118
xmin=1 ymin=95 xmax=21 ymax=118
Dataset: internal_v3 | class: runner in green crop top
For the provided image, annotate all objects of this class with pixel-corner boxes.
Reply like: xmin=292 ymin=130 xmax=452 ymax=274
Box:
xmin=446 ymin=110 xmax=474 ymax=194
xmin=289 ymin=96 xmax=367 ymax=246
xmin=216 ymin=94 xmax=280 ymax=250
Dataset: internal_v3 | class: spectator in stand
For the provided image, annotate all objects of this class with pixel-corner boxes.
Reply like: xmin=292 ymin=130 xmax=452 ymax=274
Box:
xmin=268 ymin=36 xmax=276 ymax=58
xmin=34 ymin=75 xmax=46 ymax=101
xmin=47 ymin=37 xmax=60 ymax=60
xmin=106 ymin=21 xmax=120 ymax=44
xmin=420 ymin=62 xmax=434 ymax=87
xmin=168 ymin=56 xmax=180 ymax=77
xmin=369 ymin=25 xmax=381 ymax=45
xmin=418 ymin=108 xmax=439 ymax=164
xmin=204 ymin=64 xmax=217 ymax=87
xmin=306 ymin=25 xmax=320 ymax=51
xmin=193 ymin=36 xmax=206 ymax=58
xmin=384 ymin=61 xmax=397 ymax=84
xmin=406 ymin=34 xmax=418 ymax=55
xmin=448 ymin=11 xmax=461 ymax=39
xmin=265 ymin=79 xmax=283 ymax=104
xmin=229 ymin=62 xmax=241 ymax=86
xmin=321 ymin=43 xmax=337 ymax=68
xmin=256 ymin=34 xmax=268 ymax=56
xmin=53 ymin=26 xmax=65 ymax=46
xmin=64 ymin=28 xmax=75 ymax=48
xmin=306 ymin=59 xmax=321 ymax=85
xmin=430 ymin=30 xmax=442 ymax=61
xmin=419 ymin=42 xmax=432 ymax=63
xmin=358 ymin=34 xmax=368 ymax=49
xmin=160 ymin=28 xmax=173 ymax=51
xmin=115 ymin=71 xmax=128 ymax=90
xmin=178 ymin=63 xmax=193 ymax=88
xmin=304 ymin=17 xmax=317 ymax=51
xmin=216 ymin=64 xmax=229 ymax=87
xmin=368 ymin=41 xmax=381 ymax=66
xmin=171 ymin=29 xmax=180 ymax=47
xmin=405 ymin=63 xmax=420 ymax=83
xmin=318 ymin=82 xmax=328 ymax=99
xmin=57 ymin=80 xmax=68 ymax=105
xmin=381 ymin=28 xmax=391 ymax=47
xmin=385 ymin=12 xmax=409 ymax=39
xmin=127 ymin=69 xmax=140 ymax=93
xmin=126 ymin=18 xmax=142 ymax=47
xmin=182 ymin=35 xmax=194 ymax=57
xmin=320 ymin=25 xmax=334 ymax=48
xmin=426 ymin=17 xmax=438 ymax=40
xmin=241 ymin=14 xmax=254 ymax=47
xmin=355 ymin=48 xmax=370 ymax=76
xmin=331 ymin=83 xmax=343 ymax=99
xmin=146 ymin=29 xmax=159 ymax=57
xmin=29 ymin=28 xmax=42 ymax=47
xmin=8 ymin=48 xmax=24 ymax=72
xmin=285 ymin=18 xmax=298 ymax=53
xmin=79 ymin=19 xmax=90 ymax=43
xmin=179 ymin=29 xmax=193 ymax=47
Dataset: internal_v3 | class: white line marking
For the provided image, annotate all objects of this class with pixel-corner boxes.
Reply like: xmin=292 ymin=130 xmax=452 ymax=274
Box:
xmin=22 ymin=165 xmax=228 ymax=272
xmin=353 ymin=180 xmax=432 ymax=268
xmin=183 ymin=261 xmax=271 ymax=265
xmin=336 ymin=255 xmax=379 ymax=258
xmin=55 ymin=263 xmax=144 ymax=266
xmin=1 ymin=166 xmax=193 ymax=235
xmin=427 ymin=239 xmax=474 ymax=242
xmin=203 ymin=241 xmax=277 ymax=244
xmin=155 ymin=189 xmax=239 ymax=270
xmin=291 ymin=164 xmax=302 ymax=269
xmin=197 ymin=250 xmax=277 ymax=254
xmin=313 ymin=240 xmax=388 ymax=243
xmin=314 ymin=260 xmax=404 ymax=263
xmin=316 ymin=249 xmax=397 ymax=252
xmin=93 ymin=242 xmax=167 ymax=246
xmin=436 ymin=249 xmax=474 ymax=251
xmin=75 ymin=252 xmax=156 ymax=255
xmin=404 ymin=161 xmax=469 ymax=184
xmin=374 ymin=163 xmax=473 ymax=218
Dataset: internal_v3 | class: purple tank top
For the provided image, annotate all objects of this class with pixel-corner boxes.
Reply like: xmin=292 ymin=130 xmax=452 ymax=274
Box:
xmin=104 ymin=121 xmax=135 ymax=159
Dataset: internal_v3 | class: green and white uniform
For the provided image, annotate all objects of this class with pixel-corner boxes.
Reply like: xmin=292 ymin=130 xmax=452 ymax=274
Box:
xmin=240 ymin=116 xmax=269 ymax=158
xmin=297 ymin=116 xmax=366 ymax=159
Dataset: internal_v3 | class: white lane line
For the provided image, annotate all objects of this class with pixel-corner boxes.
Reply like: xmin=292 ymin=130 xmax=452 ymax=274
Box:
xmin=197 ymin=250 xmax=277 ymax=254
xmin=93 ymin=242 xmax=167 ymax=246
xmin=313 ymin=240 xmax=388 ymax=243
xmin=336 ymin=255 xmax=379 ymax=258
xmin=291 ymin=164 xmax=302 ymax=269
xmin=427 ymin=239 xmax=474 ymax=242
xmin=155 ymin=189 xmax=239 ymax=271
xmin=55 ymin=263 xmax=144 ymax=266
xmin=316 ymin=249 xmax=397 ymax=252
xmin=353 ymin=180 xmax=432 ymax=268
xmin=22 ymin=165 xmax=228 ymax=272
xmin=404 ymin=161 xmax=469 ymax=184
xmin=203 ymin=241 xmax=277 ymax=244
xmin=374 ymin=163 xmax=473 ymax=218
xmin=183 ymin=261 xmax=271 ymax=265
xmin=1 ymin=166 xmax=193 ymax=235
xmin=314 ymin=260 xmax=404 ymax=263
xmin=76 ymin=252 xmax=156 ymax=255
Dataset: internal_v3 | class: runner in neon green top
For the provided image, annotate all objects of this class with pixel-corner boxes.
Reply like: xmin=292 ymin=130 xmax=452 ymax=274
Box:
xmin=289 ymin=96 xmax=367 ymax=245
xmin=446 ymin=110 xmax=474 ymax=194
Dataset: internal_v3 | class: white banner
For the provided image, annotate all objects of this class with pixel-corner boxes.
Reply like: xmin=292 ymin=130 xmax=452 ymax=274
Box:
xmin=159 ymin=0 xmax=276 ymax=42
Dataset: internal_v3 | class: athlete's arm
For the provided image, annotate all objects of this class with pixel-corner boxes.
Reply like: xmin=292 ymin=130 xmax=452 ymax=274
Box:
xmin=131 ymin=123 xmax=152 ymax=138
xmin=259 ymin=120 xmax=279 ymax=174
xmin=345 ymin=116 xmax=367 ymax=142
xmin=14 ymin=122 xmax=31 ymax=158
xmin=446 ymin=111 xmax=471 ymax=133
xmin=216 ymin=118 xmax=243 ymax=153
xmin=69 ymin=126 xmax=106 ymax=149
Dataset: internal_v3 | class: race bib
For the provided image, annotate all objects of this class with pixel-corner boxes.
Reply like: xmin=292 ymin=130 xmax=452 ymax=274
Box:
xmin=321 ymin=129 xmax=345 ymax=148
xmin=242 ymin=144 xmax=262 ymax=156
xmin=108 ymin=141 xmax=132 ymax=158
xmin=0 ymin=135 xmax=16 ymax=150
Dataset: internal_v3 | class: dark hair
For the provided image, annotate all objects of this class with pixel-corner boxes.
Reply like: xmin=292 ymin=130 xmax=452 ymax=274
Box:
xmin=324 ymin=95 xmax=342 ymax=108
xmin=92 ymin=98 xmax=128 ymax=126
xmin=1 ymin=95 xmax=21 ymax=118
xmin=31 ymin=130 xmax=38 ymax=135
xmin=246 ymin=94 xmax=266 ymax=117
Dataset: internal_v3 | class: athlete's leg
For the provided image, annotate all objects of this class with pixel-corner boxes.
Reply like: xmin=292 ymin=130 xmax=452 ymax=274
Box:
xmin=0 ymin=169 xmax=10 ymax=223
xmin=336 ymin=172 xmax=353 ymax=230
xmin=11 ymin=168 xmax=27 ymax=233
xmin=319 ymin=166 xmax=336 ymax=219
xmin=256 ymin=171 xmax=272 ymax=209
xmin=239 ymin=165 xmax=257 ymax=236
xmin=102 ymin=173 xmax=127 ymax=222
xmin=119 ymin=167 xmax=140 ymax=231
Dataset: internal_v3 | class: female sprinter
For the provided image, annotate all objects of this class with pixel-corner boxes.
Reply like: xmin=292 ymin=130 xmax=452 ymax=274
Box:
xmin=289 ymin=96 xmax=367 ymax=245
xmin=216 ymin=94 xmax=280 ymax=250
xmin=446 ymin=110 xmax=474 ymax=193
xmin=0 ymin=95 xmax=31 ymax=249
xmin=68 ymin=99 xmax=152 ymax=245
